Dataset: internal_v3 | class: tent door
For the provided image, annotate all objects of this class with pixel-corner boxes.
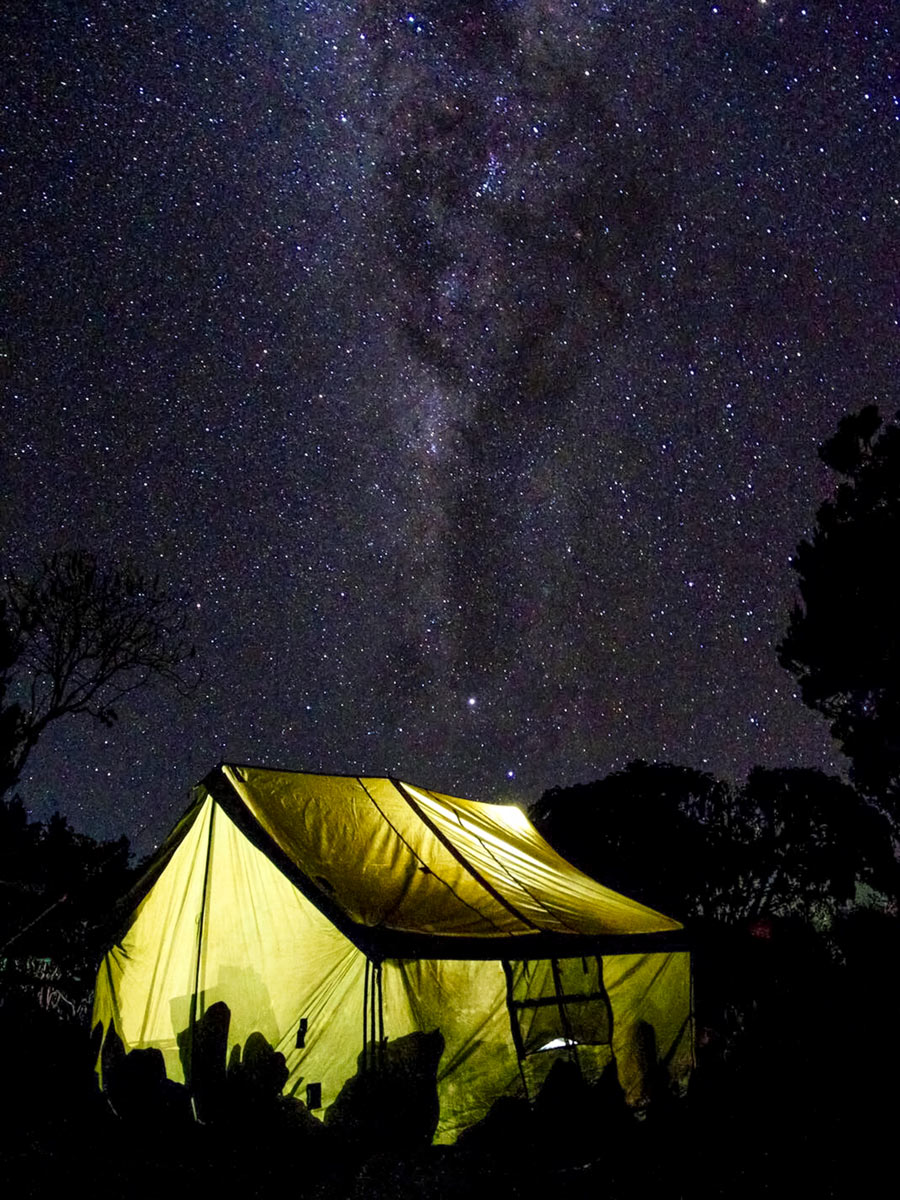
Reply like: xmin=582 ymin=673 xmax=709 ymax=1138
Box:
xmin=503 ymin=958 xmax=612 ymax=1061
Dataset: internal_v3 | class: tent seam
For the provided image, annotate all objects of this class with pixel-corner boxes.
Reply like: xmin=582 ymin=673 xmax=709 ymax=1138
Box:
xmin=393 ymin=779 xmax=541 ymax=932
xmin=440 ymin=802 xmax=586 ymax=937
xmin=357 ymin=779 xmax=511 ymax=936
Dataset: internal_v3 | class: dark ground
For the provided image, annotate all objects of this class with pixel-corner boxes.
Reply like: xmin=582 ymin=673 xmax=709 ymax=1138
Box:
xmin=1 ymin=915 xmax=895 ymax=1198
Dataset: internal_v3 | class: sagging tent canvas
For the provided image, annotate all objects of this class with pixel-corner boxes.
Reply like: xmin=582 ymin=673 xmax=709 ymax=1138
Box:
xmin=93 ymin=764 xmax=693 ymax=1142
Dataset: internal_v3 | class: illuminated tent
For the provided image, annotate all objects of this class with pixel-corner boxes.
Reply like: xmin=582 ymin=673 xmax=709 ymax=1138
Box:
xmin=93 ymin=764 xmax=693 ymax=1143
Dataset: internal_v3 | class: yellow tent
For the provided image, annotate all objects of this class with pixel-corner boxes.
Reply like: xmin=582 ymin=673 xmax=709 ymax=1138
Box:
xmin=93 ymin=764 xmax=693 ymax=1142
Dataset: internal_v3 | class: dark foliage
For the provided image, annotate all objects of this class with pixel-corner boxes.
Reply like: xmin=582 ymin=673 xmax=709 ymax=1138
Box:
xmin=779 ymin=405 xmax=900 ymax=822
xmin=735 ymin=765 xmax=895 ymax=920
xmin=1 ymin=549 xmax=198 ymax=797
xmin=0 ymin=797 xmax=134 ymax=1020
xmin=532 ymin=759 xmax=895 ymax=925
xmin=532 ymin=761 xmax=731 ymax=922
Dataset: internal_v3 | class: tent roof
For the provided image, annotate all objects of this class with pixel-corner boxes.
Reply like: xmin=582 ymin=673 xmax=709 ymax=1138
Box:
xmin=189 ymin=764 xmax=683 ymax=960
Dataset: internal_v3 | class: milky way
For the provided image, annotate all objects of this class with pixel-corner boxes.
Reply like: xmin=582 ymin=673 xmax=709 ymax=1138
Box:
xmin=2 ymin=1 xmax=896 ymax=851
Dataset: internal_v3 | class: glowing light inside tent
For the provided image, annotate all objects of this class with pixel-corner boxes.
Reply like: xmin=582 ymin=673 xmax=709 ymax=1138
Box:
xmin=497 ymin=804 xmax=533 ymax=832
xmin=539 ymin=1037 xmax=579 ymax=1051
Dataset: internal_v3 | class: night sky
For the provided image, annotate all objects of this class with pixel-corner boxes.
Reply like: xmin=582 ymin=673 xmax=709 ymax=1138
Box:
xmin=2 ymin=1 xmax=896 ymax=854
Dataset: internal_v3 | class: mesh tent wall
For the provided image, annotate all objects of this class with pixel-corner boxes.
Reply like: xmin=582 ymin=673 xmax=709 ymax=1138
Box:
xmin=93 ymin=764 xmax=693 ymax=1143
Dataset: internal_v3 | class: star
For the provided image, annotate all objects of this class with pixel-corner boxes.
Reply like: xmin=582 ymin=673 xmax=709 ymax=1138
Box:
xmin=3 ymin=0 xmax=890 ymax=851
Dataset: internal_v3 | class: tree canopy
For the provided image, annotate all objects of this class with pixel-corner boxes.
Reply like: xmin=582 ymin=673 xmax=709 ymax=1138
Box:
xmin=734 ymin=766 xmax=894 ymax=923
xmin=1 ymin=550 xmax=198 ymax=797
xmin=778 ymin=405 xmax=900 ymax=820
xmin=532 ymin=760 xmax=893 ymax=927
xmin=532 ymin=761 xmax=735 ymax=923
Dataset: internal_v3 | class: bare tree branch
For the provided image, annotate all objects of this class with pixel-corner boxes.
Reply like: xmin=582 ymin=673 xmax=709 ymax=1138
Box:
xmin=1 ymin=551 xmax=199 ymax=796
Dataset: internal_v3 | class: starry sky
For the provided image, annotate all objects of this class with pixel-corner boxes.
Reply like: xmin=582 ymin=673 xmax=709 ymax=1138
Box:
xmin=2 ymin=1 xmax=897 ymax=853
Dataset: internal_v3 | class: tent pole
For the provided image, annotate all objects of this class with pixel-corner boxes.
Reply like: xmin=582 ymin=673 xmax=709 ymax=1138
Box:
xmin=362 ymin=957 xmax=369 ymax=1069
xmin=367 ymin=958 xmax=377 ymax=1070
xmin=600 ymin=956 xmax=620 ymax=1087
xmin=376 ymin=961 xmax=385 ymax=1066
xmin=188 ymin=800 xmax=216 ymax=1118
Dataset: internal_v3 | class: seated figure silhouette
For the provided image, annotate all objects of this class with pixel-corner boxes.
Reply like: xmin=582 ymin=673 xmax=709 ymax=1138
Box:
xmin=100 ymin=1025 xmax=191 ymax=1127
xmin=176 ymin=1000 xmax=231 ymax=1123
xmin=325 ymin=1029 xmax=445 ymax=1155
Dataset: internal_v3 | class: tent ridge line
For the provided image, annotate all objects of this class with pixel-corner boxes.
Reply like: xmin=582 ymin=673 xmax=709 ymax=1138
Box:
xmin=391 ymin=778 xmax=542 ymax=933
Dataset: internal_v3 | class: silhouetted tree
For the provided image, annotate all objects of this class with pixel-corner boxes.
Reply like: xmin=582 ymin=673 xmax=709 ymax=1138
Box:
xmin=779 ymin=405 xmax=900 ymax=823
xmin=0 ymin=596 xmax=22 ymax=794
xmin=1 ymin=550 xmax=197 ymax=797
xmin=532 ymin=760 xmax=736 ymax=922
xmin=533 ymin=760 xmax=894 ymax=926
xmin=731 ymin=767 xmax=893 ymax=924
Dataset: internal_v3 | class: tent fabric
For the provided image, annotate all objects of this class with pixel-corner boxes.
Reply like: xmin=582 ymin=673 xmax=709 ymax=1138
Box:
xmin=93 ymin=764 xmax=693 ymax=1143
